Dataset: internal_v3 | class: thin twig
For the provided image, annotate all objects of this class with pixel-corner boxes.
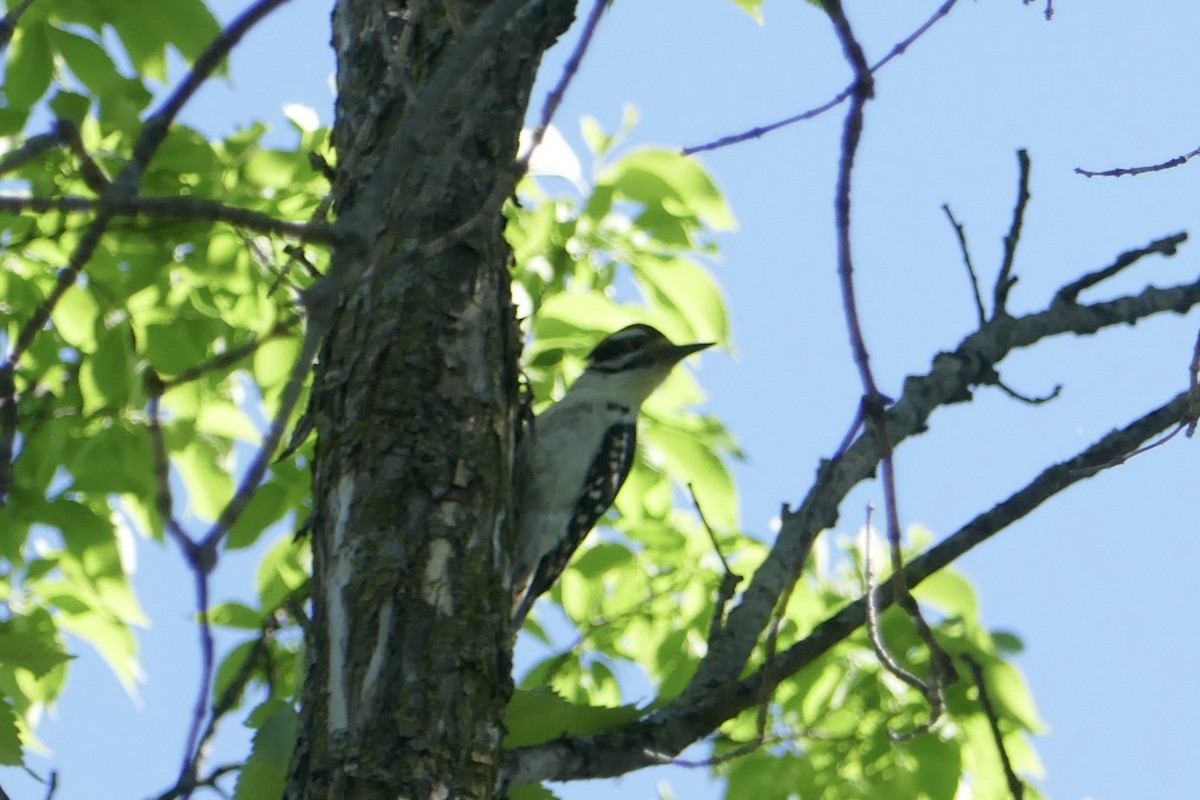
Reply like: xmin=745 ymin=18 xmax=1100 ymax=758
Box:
xmin=962 ymin=654 xmax=1025 ymax=799
xmin=55 ymin=118 xmax=112 ymax=193
xmin=162 ymin=318 xmax=300 ymax=389
xmin=199 ymin=329 xmax=321 ymax=553
xmin=147 ymin=373 xmax=218 ymax=794
xmin=0 ymin=366 xmax=14 ymax=506
xmin=826 ymin=0 xmax=954 ymax=736
xmin=863 ymin=505 xmax=935 ymax=697
xmin=524 ymin=0 xmax=607 ymax=165
xmin=1076 ymin=143 xmax=1200 ymax=178
xmin=684 ymin=0 xmax=959 ymax=156
xmin=0 ymin=131 xmax=59 ymax=177
xmin=993 ymin=150 xmax=1031 ymax=317
xmin=689 ymin=483 xmax=741 ymax=638
xmin=1053 ymin=232 xmax=1186 ymax=306
xmin=995 ymin=380 xmax=1060 ymax=405
xmin=1188 ymin=328 xmax=1200 ymax=437
xmin=0 ymin=0 xmax=36 ymax=51
xmin=0 ymin=194 xmax=342 ymax=244
xmin=941 ymin=204 xmax=987 ymax=325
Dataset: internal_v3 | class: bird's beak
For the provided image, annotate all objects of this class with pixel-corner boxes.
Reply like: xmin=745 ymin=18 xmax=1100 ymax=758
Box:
xmin=669 ymin=341 xmax=715 ymax=361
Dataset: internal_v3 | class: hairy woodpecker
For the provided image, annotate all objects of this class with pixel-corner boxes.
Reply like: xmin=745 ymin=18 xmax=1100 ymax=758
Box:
xmin=512 ymin=324 xmax=713 ymax=626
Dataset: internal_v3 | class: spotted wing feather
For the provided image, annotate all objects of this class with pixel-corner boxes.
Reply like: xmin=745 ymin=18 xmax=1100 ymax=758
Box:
xmin=514 ymin=421 xmax=636 ymax=624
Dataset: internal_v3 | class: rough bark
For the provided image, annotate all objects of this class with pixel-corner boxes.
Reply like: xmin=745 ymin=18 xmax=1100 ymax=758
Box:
xmin=286 ymin=2 xmax=576 ymax=798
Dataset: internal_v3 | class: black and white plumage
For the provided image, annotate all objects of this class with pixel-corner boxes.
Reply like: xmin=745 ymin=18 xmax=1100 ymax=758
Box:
xmin=512 ymin=324 xmax=713 ymax=626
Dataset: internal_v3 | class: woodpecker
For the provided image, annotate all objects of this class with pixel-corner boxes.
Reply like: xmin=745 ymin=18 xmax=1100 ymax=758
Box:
xmin=512 ymin=324 xmax=714 ymax=626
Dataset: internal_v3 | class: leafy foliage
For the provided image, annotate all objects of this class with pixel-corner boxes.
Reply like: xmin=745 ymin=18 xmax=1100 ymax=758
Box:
xmin=0 ymin=2 xmax=322 ymax=780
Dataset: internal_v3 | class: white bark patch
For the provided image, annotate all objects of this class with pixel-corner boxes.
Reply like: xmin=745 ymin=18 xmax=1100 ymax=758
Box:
xmin=493 ymin=510 xmax=508 ymax=588
xmin=358 ymin=596 xmax=393 ymax=717
xmin=327 ymin=474 xmax=356 ymax=733
xmin=422 ymin=538 xmax=455 ymax=615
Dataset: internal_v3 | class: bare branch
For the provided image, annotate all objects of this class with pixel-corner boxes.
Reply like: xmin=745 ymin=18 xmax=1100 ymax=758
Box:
xmin=684 ymin=0 xmax=959 ymax=156
xmin=525 ymin=0 xmax=607 ymax=164
xmin=505 ymin=226 xmax=1200 ymax=786
xmin=0 ymin=132 xmax=59 ymax=178
xmin=1053 ymin=232 xmax=1186 ymax=306
xmin=862 ymin=509 xmax=940 ymax=726
xmin=147 ymin=373 xmax=218 ymax=795
xmin=507 ymin=389 xmax=1188 ymax=784
xmin=1076 ymin=143 xmax=1200 ymax=178
xmin=689 ymin=483 xmax=742 ymax=639
xmin=994 ymin=150 xmax=1031 ymax=317
xmin=54 ymin=118 xmax=112 ymax=193
xmin=942 ymin=204 xmax=987 ymax=325
xmin=962 ymin=654 xmax=1026 ymax=799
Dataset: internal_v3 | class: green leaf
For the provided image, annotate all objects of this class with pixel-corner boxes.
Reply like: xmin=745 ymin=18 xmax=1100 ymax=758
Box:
xmin=256 ymin=537 xmax=310 ymax=612
xmin=254 ymin=336 xmax=302 ymax=394
xmin=557 ymin=567 xmax=596 ymax=621
xmin=507 ymin=783 xmax=559 ymax=800
xmin=0 ymin=622 xmax=72 ymax=679
xmin=913 ymin=568 xmax=979 ymax=620
xmin=643 ymin=421 xmax=737 ymax=531
xmin=504 ymin=688 xmax=642 ymax=747
xmin=209 ymin=602 xmax=263 ymax=630
xmin=153 ymin=0 xmax=223 ymax=65
xmin=226 ymin=483 xmax=291 ymax=550
xmin=568 ymin=543 xmax=632 ymax=579
xmin=212 ymin=639 xmax=257 ymax=710
xmin=53 ymin=604 xmax=142 ymax=693
xmin=907 ymin=733 xmax=963 ymax=800
xmin=233 ymin=702 xmax=297 ymax=800
xmin=980 ymin=660 xmax=1044 ymax=732
xmin=46 ymin=26 xmax=126 ymax=97
xmin=68 ymin=421 xmax=155 ymax=497
xmin=48 ymin=90 xmax=92 ymax=124
xmin=0 ymin=702 xmax=22 ymax=766
xmin=7 ymin=22 xmax=53 ymax=113
xmin=51 ymin=285 xmax=99 ymax=349
xmin=173 ymin=437 xmax=234 ymax=521
xmin=601 ymin=148 xmax=737 ymax=233
xmin=243 ymin=149 xmax=301 ymax=189
xmin=633 ymin=256 xmax=730 ymax=345
xmin=991 ymin=630 xmax=1025 ymax=654
xmin=80 ymin=324 xmax=135 ymax=413
xmin=144 ymin=321 xmax=210 ymax=375
xmin=731 ymin=0 xmax=765 ymax=24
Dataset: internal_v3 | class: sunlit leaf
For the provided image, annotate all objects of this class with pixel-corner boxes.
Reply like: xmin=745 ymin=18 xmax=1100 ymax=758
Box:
xmin=233 ymin=701 xmax=296 ymax=800
xmin=504 ymin=688 xmax=641 ymax=747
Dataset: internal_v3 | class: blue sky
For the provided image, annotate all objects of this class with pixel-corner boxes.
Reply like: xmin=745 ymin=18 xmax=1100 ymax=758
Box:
xmin=6 ymin=2 xmax=1200 ymax=798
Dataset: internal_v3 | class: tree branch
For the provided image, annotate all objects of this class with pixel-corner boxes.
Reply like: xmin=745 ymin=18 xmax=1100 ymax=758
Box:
xmin=0 ymin=194 xmax=345 ymax=244
xmin=507 ymin=388 xmax=1188 ymax=784
xmin=676 ymin=231 xmax=1191 ymax=711
xmin=684 ymin=0 xmax=959 ymax=156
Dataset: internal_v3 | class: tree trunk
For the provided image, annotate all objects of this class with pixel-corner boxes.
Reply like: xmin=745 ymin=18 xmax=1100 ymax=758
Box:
xmin=286 ymin=2 xmax=576 ymax=797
